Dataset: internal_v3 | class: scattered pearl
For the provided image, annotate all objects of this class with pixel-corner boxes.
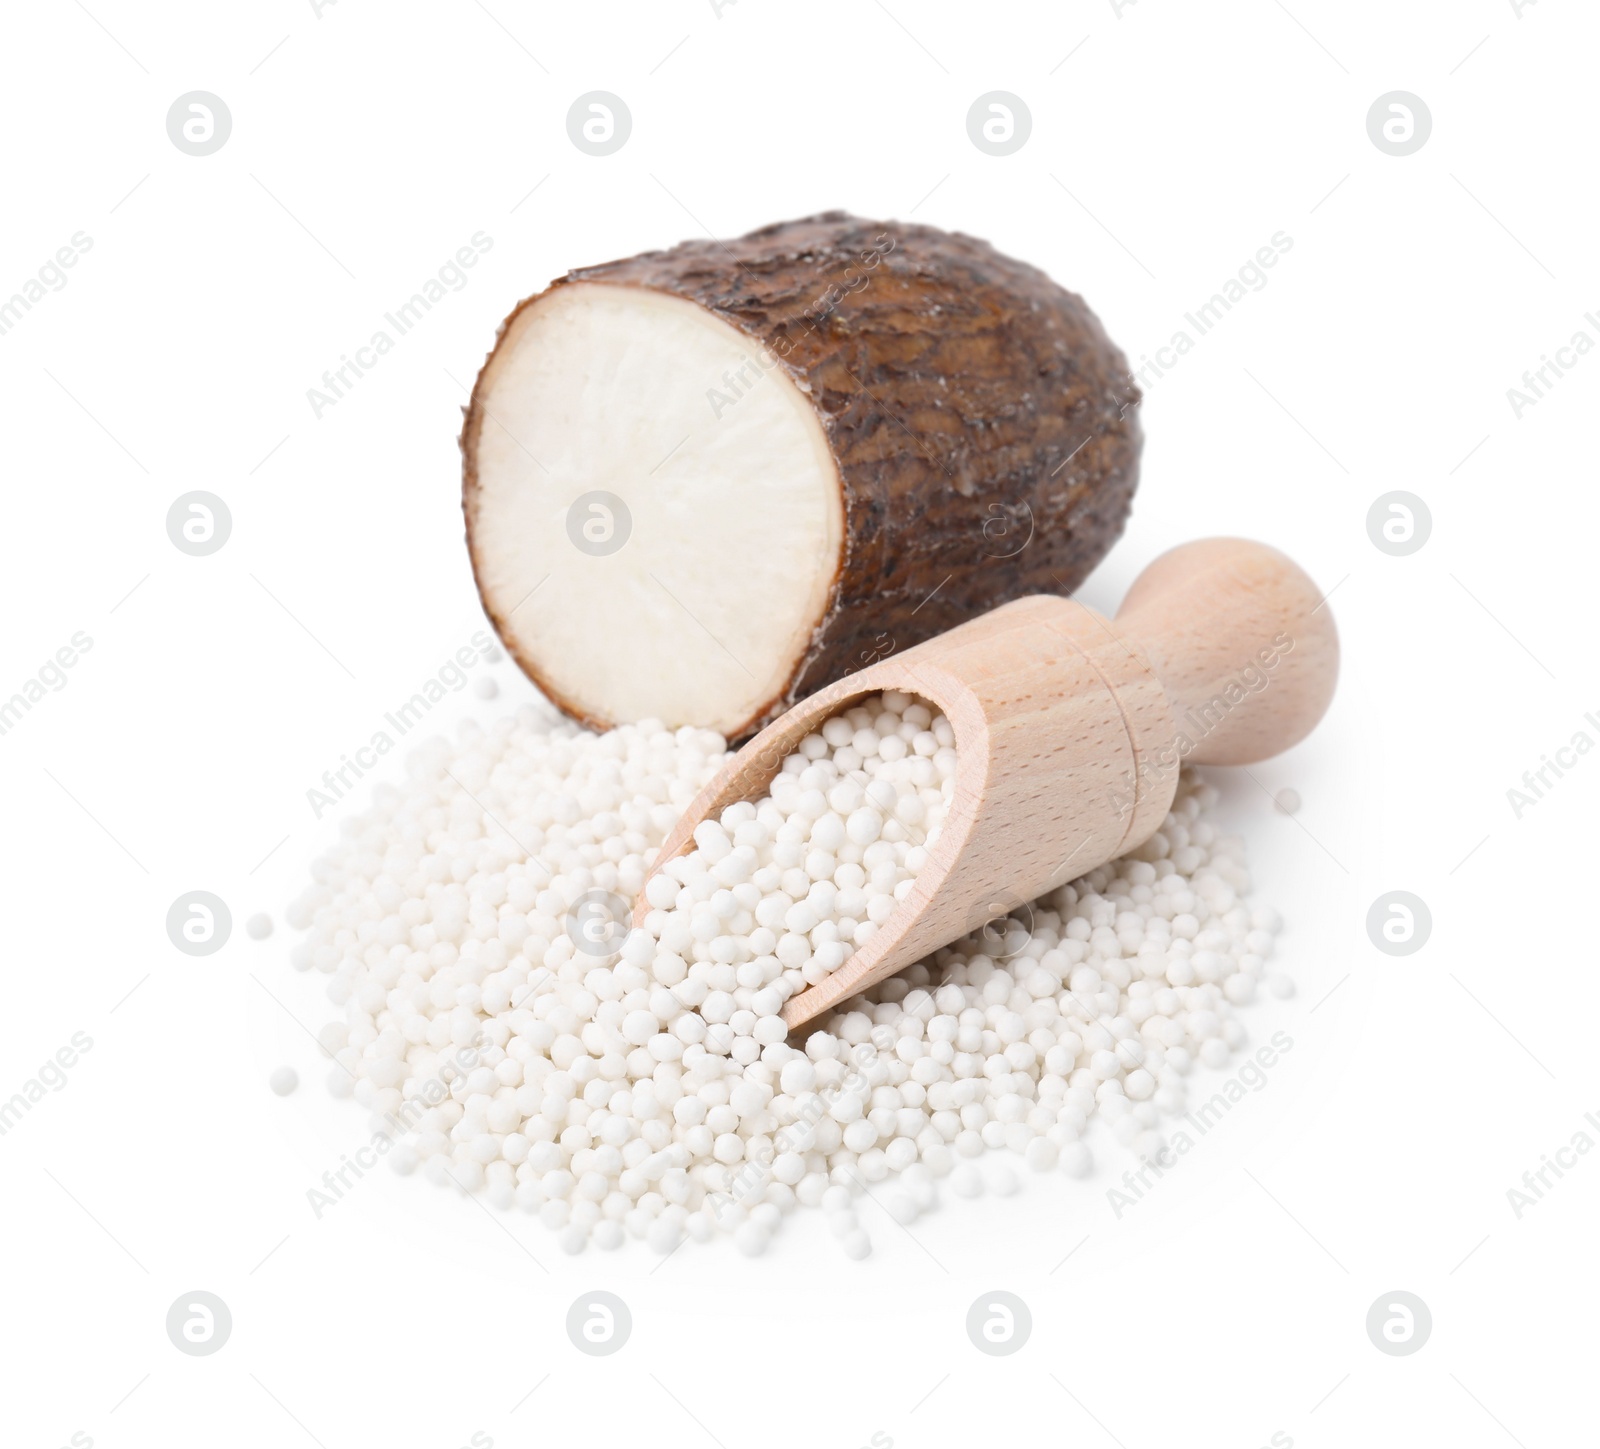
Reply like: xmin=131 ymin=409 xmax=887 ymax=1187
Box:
xmin=1059 ymin=1142 xmax=1094 ymax=1178
xmin=1024 ymin=1137 xmax=1059 ymax=1173
xmin=950 ymin=1165 xmax=984 ymax=1199
xmin=887 ymin=1193 xmax=920 ymax=1224
xmin=388 ymin=1143 xmax=419 ymax=1175
xmin=268 ymin=1065 xmax=298 ymax=1096
xmin=246 ymin=912 xmax=274 ymax=940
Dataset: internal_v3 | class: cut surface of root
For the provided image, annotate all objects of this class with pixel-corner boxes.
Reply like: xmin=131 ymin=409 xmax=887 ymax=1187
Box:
xmin=466 ymin=282 xmax=842 ymax=737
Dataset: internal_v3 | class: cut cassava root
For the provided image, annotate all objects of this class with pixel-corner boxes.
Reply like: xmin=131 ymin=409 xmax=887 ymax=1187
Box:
xmin=462 ymin=212 xmax=1142 ymax=740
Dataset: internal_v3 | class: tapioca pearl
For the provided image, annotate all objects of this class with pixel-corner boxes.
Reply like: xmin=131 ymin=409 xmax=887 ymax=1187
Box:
xmin=794 ymin=787 xmax=829 ymax=820
xmin=809 ymin=811 xmax=847 ymax=851
xmin=847 ymin=727 xmax=880 ymax=760
xmin=804 ymin=850 xmax=836 ymax=881
xmin=845 ymin=807 xmax=883 ymax=847
xmin=818 ymin=714 xmax=854 ymax=749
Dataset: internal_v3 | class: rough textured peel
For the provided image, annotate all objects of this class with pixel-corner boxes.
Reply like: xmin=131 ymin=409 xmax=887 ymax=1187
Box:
xmin=462 ymin=212 xmax=1142 ymax=739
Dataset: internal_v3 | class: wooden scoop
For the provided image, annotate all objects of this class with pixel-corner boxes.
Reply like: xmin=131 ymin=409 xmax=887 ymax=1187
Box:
xmin=637 ymin=538 xmax=1339 ymax=1030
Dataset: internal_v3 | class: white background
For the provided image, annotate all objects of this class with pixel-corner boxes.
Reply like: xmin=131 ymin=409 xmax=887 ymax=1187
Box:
xmin=1 ymin=1 xmax=1593 ymax=1446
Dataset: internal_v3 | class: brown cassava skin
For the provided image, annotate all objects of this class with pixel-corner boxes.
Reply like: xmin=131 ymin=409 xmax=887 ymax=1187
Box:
xmin=461 ymin=211 xmax=1142 ymax=739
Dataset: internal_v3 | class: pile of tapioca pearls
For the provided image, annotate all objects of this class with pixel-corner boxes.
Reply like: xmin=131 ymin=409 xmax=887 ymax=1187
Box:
xmin=287 ymin=688 xmax=1288 ymax=1257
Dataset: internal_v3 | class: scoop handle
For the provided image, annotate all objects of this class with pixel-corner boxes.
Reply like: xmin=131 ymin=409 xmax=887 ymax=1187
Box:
xmin=1113 ymin=538 xmax=1339 ymax=766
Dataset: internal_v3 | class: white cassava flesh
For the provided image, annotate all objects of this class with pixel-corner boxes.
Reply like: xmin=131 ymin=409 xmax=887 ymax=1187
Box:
xmin=466 ymin=283 xmax=842 ymax=737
